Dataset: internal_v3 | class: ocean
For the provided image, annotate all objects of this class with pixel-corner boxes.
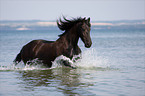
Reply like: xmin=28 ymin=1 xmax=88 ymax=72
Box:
xmin=0 ymin=27 xmax=145 ymax=96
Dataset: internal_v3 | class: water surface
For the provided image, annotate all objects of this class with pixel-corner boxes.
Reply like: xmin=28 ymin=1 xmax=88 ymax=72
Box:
xmin=0 ymin=28 xmax=145 ymax=96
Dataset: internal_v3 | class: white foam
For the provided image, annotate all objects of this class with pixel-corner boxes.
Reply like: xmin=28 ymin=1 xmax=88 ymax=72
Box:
xmin=52 ymin=55 xmax=74 ymax=68
xmin=0 ymin=59 xmax=49 ymax=71
xmin=0 ymin=48 xmax=109 ymax=71
xmin=52 ymin=48 xmax=109 ymax=69
xmin=76 ymin=48 xmax=109 ymax=69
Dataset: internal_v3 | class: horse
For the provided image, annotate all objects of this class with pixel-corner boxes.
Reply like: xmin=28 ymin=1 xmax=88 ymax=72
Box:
xmin=14 ymin=17 xmax=92 ymax=69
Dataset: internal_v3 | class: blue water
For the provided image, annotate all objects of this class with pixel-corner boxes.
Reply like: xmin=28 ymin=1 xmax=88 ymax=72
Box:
xmin=0 ymin=28 xmax=145 ymax=96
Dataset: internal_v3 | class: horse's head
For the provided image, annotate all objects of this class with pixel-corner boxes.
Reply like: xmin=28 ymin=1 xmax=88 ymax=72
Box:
xmin=78 ymin=17 xmax=92 ymax=48
xmin=57 ymin=16 xmax=92 ymax=48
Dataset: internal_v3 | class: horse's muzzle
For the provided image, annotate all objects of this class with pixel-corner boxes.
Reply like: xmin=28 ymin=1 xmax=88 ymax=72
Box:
xmin=85 ymin=42 xmax=92 ymax=48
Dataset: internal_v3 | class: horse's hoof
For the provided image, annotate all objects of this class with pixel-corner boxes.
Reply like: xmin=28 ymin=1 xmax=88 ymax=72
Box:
xmin=71 ymin=66 xmax=77 ymax=69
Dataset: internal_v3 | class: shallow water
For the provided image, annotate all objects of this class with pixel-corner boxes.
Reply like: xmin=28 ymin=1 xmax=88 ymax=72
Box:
xmin=0 ymin=28 xmax=145 ymax=96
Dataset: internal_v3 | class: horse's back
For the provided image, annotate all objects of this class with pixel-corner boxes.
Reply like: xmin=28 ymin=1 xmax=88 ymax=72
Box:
xmin=23 ymin=39 xmax=54 ymax=49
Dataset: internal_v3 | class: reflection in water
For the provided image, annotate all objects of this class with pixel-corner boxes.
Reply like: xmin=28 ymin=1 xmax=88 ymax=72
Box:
xmin=18 ymin=68 xmax=93 ymax=95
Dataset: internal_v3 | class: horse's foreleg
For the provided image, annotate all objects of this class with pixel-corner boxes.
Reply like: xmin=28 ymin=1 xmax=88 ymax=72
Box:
xmin=60 ymin=59 xmax=76 ymax=69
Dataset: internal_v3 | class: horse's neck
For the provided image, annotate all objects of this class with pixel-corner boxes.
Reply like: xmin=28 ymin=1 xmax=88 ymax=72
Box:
xmin=57 ymin=27 xmax=79 ymax=47
xmin=66 ymin=27 xmax=79 ymax=46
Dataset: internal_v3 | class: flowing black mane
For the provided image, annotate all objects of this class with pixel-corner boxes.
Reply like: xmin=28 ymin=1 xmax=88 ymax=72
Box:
xmin=57 ymin=17 xmax=84 ymax=31
xmin=57 ymin=17 xmax=85 ymax=37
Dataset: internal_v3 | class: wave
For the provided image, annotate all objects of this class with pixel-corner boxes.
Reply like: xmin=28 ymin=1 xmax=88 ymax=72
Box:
xmin=0 ymin=48 xmax=114 ymax=71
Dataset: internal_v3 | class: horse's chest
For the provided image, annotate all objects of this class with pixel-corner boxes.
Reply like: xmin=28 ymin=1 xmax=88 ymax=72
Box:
xmin=63 ymin=47 xmax=74 ymax=58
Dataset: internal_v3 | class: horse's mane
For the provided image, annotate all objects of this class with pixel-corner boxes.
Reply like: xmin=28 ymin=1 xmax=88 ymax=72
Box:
xmin=57 ymin=16 xmax=84 ymax=37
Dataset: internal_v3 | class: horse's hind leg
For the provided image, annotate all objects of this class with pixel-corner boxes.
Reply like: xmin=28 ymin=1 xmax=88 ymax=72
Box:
xmin=13 ymin=52 xmax=22 ymax=65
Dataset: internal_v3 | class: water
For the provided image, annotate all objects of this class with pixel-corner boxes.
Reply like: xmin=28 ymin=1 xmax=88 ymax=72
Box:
xmin=0 ymin=28 xmax=145 ymax=96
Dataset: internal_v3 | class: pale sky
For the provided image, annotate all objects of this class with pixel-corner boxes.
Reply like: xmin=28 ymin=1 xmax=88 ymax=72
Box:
xmin=0 ymin=0 xmax=144 ymax=21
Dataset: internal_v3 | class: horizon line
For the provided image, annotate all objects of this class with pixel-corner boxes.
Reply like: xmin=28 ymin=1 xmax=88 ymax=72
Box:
xmin=0 ymin=19 xmax=145 ymax=22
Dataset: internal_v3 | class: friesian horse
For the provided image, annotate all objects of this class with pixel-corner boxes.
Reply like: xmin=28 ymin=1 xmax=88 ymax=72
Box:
xmin=14 ymin=17 xmax=92 ymax=69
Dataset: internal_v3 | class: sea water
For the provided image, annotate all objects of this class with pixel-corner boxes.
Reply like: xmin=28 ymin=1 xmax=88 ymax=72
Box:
xmin=0 ymin=28 xmax=145 ymax=96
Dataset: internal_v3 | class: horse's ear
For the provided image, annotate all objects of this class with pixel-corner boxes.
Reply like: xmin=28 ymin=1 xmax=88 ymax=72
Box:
xmin=87 ymin=17 xmax=90 ymax=23
xmin=83 ymin=17 xmax=86 ymax=21
xmin=86 ymin=17 xmax=91 ymax=27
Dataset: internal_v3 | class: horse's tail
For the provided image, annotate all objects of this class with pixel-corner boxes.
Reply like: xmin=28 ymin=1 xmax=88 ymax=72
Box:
xmin=13 ymin=52 xmax=22 ymax=65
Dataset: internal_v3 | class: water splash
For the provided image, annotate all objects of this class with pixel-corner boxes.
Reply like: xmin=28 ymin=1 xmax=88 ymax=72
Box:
xmin=76 ymin=48 xmax=110 ymax=69
xmin=52 ymin=48 xmax=110 ymax=69
xmin=0 ymin=48 xmax=111 ymax=71
xmin=0 ymin=60 xmax=50 ymax=71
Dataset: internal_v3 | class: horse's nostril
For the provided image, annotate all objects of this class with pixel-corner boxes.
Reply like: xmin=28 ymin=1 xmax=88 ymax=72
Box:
xmin=85 ymin=43 xmax=91 ymax=48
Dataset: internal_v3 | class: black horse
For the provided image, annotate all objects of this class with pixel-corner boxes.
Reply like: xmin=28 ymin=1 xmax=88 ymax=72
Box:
xmin=14 ymin=17 xmax=92 ymax=69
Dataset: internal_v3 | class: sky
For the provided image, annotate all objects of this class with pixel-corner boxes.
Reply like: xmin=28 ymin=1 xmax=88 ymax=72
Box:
xmin=0 ymin=0 xmax=145 ymax=21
